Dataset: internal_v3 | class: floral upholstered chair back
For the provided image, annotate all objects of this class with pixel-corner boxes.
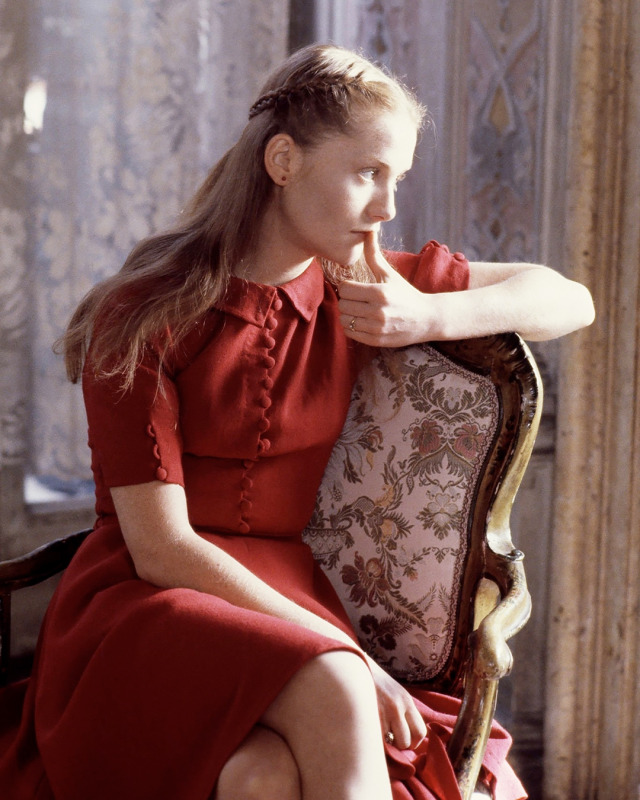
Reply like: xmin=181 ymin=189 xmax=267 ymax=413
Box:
xmin=303 ymin=333 xmax=541 ymax=694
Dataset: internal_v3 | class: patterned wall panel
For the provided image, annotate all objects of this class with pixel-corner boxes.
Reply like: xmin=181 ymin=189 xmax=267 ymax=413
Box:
xmin=456 ymin=0 xmax=548 ymax=263
xmin=456 ymin=0 xmax=557 ymax=417
xmin=24 ymin=0 xmax=289 ymax=482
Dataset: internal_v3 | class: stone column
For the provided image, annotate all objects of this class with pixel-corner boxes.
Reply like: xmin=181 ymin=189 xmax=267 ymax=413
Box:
xmin=544 ymin=0 xmax=640 ymax=797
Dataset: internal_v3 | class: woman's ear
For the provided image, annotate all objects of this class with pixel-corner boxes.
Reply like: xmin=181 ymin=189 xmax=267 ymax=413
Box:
xmin=264 ymin=133 xmax=302 ymax=186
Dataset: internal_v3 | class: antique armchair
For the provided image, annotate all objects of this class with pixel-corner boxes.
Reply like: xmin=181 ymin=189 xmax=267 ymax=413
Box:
xmin=302 ymin=332 xmax=540 ymax=798
xmin=0 ymin=333 xmax=541 ymax=800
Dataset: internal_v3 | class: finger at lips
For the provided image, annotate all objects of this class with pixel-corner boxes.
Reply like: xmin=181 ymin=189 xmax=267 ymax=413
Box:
xmin=364 ymin=231 xmax=391 ymax=283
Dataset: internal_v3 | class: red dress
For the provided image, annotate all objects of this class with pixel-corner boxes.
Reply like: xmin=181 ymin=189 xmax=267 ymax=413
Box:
xmin=0 ymin=243 xmax=525 ymax=800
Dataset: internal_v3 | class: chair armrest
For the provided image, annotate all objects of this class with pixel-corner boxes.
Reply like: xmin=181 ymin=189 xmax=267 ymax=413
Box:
xmin=0 ymin=529 xmax=92 ymax=686
xmin=0 ymin=529 xmax=91 ymax=592
xmin=472 ymin=551 xmax=532 ymax=680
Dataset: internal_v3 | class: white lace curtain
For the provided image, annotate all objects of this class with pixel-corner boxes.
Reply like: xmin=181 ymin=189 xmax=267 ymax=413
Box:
xmin=19 ymin=0 xmax=289 ymax=483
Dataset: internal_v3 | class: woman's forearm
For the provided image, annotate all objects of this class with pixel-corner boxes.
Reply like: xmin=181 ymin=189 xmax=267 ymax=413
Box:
xmin=111 ymin=481 xmax=359 ymax=650
xmin=338 ymin=232 xmax=595 ymax=346
xmin=153 ymin=530 xmax=358 ymax=645
xmin=436 ymin=265 xmax=595 ymax=342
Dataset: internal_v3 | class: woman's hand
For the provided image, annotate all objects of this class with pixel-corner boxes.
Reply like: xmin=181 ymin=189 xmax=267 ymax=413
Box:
xmin=366 ymin=655 xmax=427 ymax=751
xmin=338 ymin=232 xmax=442 ymax=347
xmin=339 ymin=230 xmax=595 ymax=344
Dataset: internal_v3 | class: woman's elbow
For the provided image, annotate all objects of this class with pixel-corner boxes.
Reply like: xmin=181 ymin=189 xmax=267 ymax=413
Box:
xmin=133 ymin=558 xmax=161 ymax=585
xmin=127 ymin=543 xmax=176 ymax=587
xmin=579 ymin=285 xmax=596 ymax=328
xmin=522 ymin=283 xmax=595 ymax=342
xmin=566 ymin=282 xmax=596 ymax=333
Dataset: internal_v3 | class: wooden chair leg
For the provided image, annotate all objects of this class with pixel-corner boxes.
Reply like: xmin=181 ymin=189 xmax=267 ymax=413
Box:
xmin=448 ymin=672 xmax=499 ymax=800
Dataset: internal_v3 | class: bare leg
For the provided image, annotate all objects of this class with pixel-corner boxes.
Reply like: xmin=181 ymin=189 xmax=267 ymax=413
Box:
xmin=260 ymin=650 xmax=392 ymax=800
xmin=214 ymin=725 xmax=301 ymax=800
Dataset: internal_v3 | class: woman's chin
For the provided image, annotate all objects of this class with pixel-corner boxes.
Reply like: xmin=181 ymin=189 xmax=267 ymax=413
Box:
xmin=325 ymin=244 xmax=364 ymax=268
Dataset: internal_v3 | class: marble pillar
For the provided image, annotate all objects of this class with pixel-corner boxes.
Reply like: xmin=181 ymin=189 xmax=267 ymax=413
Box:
xmin=544 ymin=0 xmax=640 ymax=797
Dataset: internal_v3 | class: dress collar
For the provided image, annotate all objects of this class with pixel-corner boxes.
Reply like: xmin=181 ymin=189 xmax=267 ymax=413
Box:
xmin=217 ymin=260 xmax=327 ymax=325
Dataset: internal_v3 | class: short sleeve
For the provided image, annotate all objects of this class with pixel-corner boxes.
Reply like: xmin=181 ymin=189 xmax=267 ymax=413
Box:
xmin=82 ymin=347 xmax=184 ymax=489
xmin=385 ymin=240 xmax=470 ymax=293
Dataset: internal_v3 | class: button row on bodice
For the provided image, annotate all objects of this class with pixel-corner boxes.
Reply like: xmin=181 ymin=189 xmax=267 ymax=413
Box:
xmin=237 ymin=295 xmax=282 ymax=533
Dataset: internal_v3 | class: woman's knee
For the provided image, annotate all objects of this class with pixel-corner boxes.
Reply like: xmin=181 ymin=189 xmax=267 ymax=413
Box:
xmin=214 ymin=725 xmax=300 ymax=800
xmin=262 ymin=649 xmax=377 ymax=737
xmin=301 ymin=650 xmax=375 ymax=706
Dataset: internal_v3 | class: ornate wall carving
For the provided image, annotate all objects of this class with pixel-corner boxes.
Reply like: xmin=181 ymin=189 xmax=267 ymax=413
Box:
xmin=458 ymin=1 xmax=547 ymax=263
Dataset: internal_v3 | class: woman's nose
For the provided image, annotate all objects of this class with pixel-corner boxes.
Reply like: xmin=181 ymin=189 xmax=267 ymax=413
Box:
xmin=369 ymin=184 xmax=396 ymax=223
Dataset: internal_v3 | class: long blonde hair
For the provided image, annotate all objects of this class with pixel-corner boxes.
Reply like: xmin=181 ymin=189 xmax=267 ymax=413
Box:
xmin=59 ymin=44 xmax=425 ymax=389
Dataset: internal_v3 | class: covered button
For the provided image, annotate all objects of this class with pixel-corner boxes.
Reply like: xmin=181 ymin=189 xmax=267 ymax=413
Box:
xmin=258 ymin=438 xmax=271 ymax=453
xmin=155 ymin=466 xmax=168 ymax=481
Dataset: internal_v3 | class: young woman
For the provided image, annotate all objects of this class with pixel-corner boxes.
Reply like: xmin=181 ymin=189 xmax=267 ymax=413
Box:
xmin=0 ymin=44 xmax=594 ymax=800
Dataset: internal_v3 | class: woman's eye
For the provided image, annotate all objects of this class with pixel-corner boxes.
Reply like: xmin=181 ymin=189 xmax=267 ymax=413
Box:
xmin=359 ymin=168 xmax=378 ymax=182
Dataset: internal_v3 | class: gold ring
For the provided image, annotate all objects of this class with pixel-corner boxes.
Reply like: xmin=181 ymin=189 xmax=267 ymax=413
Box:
xmin=384 ymin=731 xmax=395 ymax=745
xmin=349 ymin=317 xmax=357 ymax=331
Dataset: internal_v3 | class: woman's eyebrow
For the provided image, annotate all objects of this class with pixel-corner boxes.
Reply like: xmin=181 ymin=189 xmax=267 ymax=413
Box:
xmin=358 ymin=156 xmax=393 ymax=171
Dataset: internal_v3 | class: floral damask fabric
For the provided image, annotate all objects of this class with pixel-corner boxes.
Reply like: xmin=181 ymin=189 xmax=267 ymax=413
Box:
xmin=303 ymin=344 xmax=500 ymax=683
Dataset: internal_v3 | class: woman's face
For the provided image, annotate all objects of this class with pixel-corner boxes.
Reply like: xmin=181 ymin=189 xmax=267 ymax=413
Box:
xmin=266 ymin=109 xmax=418 ymax=269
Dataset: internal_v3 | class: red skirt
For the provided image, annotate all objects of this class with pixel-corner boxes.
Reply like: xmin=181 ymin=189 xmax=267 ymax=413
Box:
xmin=0 ymin=525 xmax=526 ymax=800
